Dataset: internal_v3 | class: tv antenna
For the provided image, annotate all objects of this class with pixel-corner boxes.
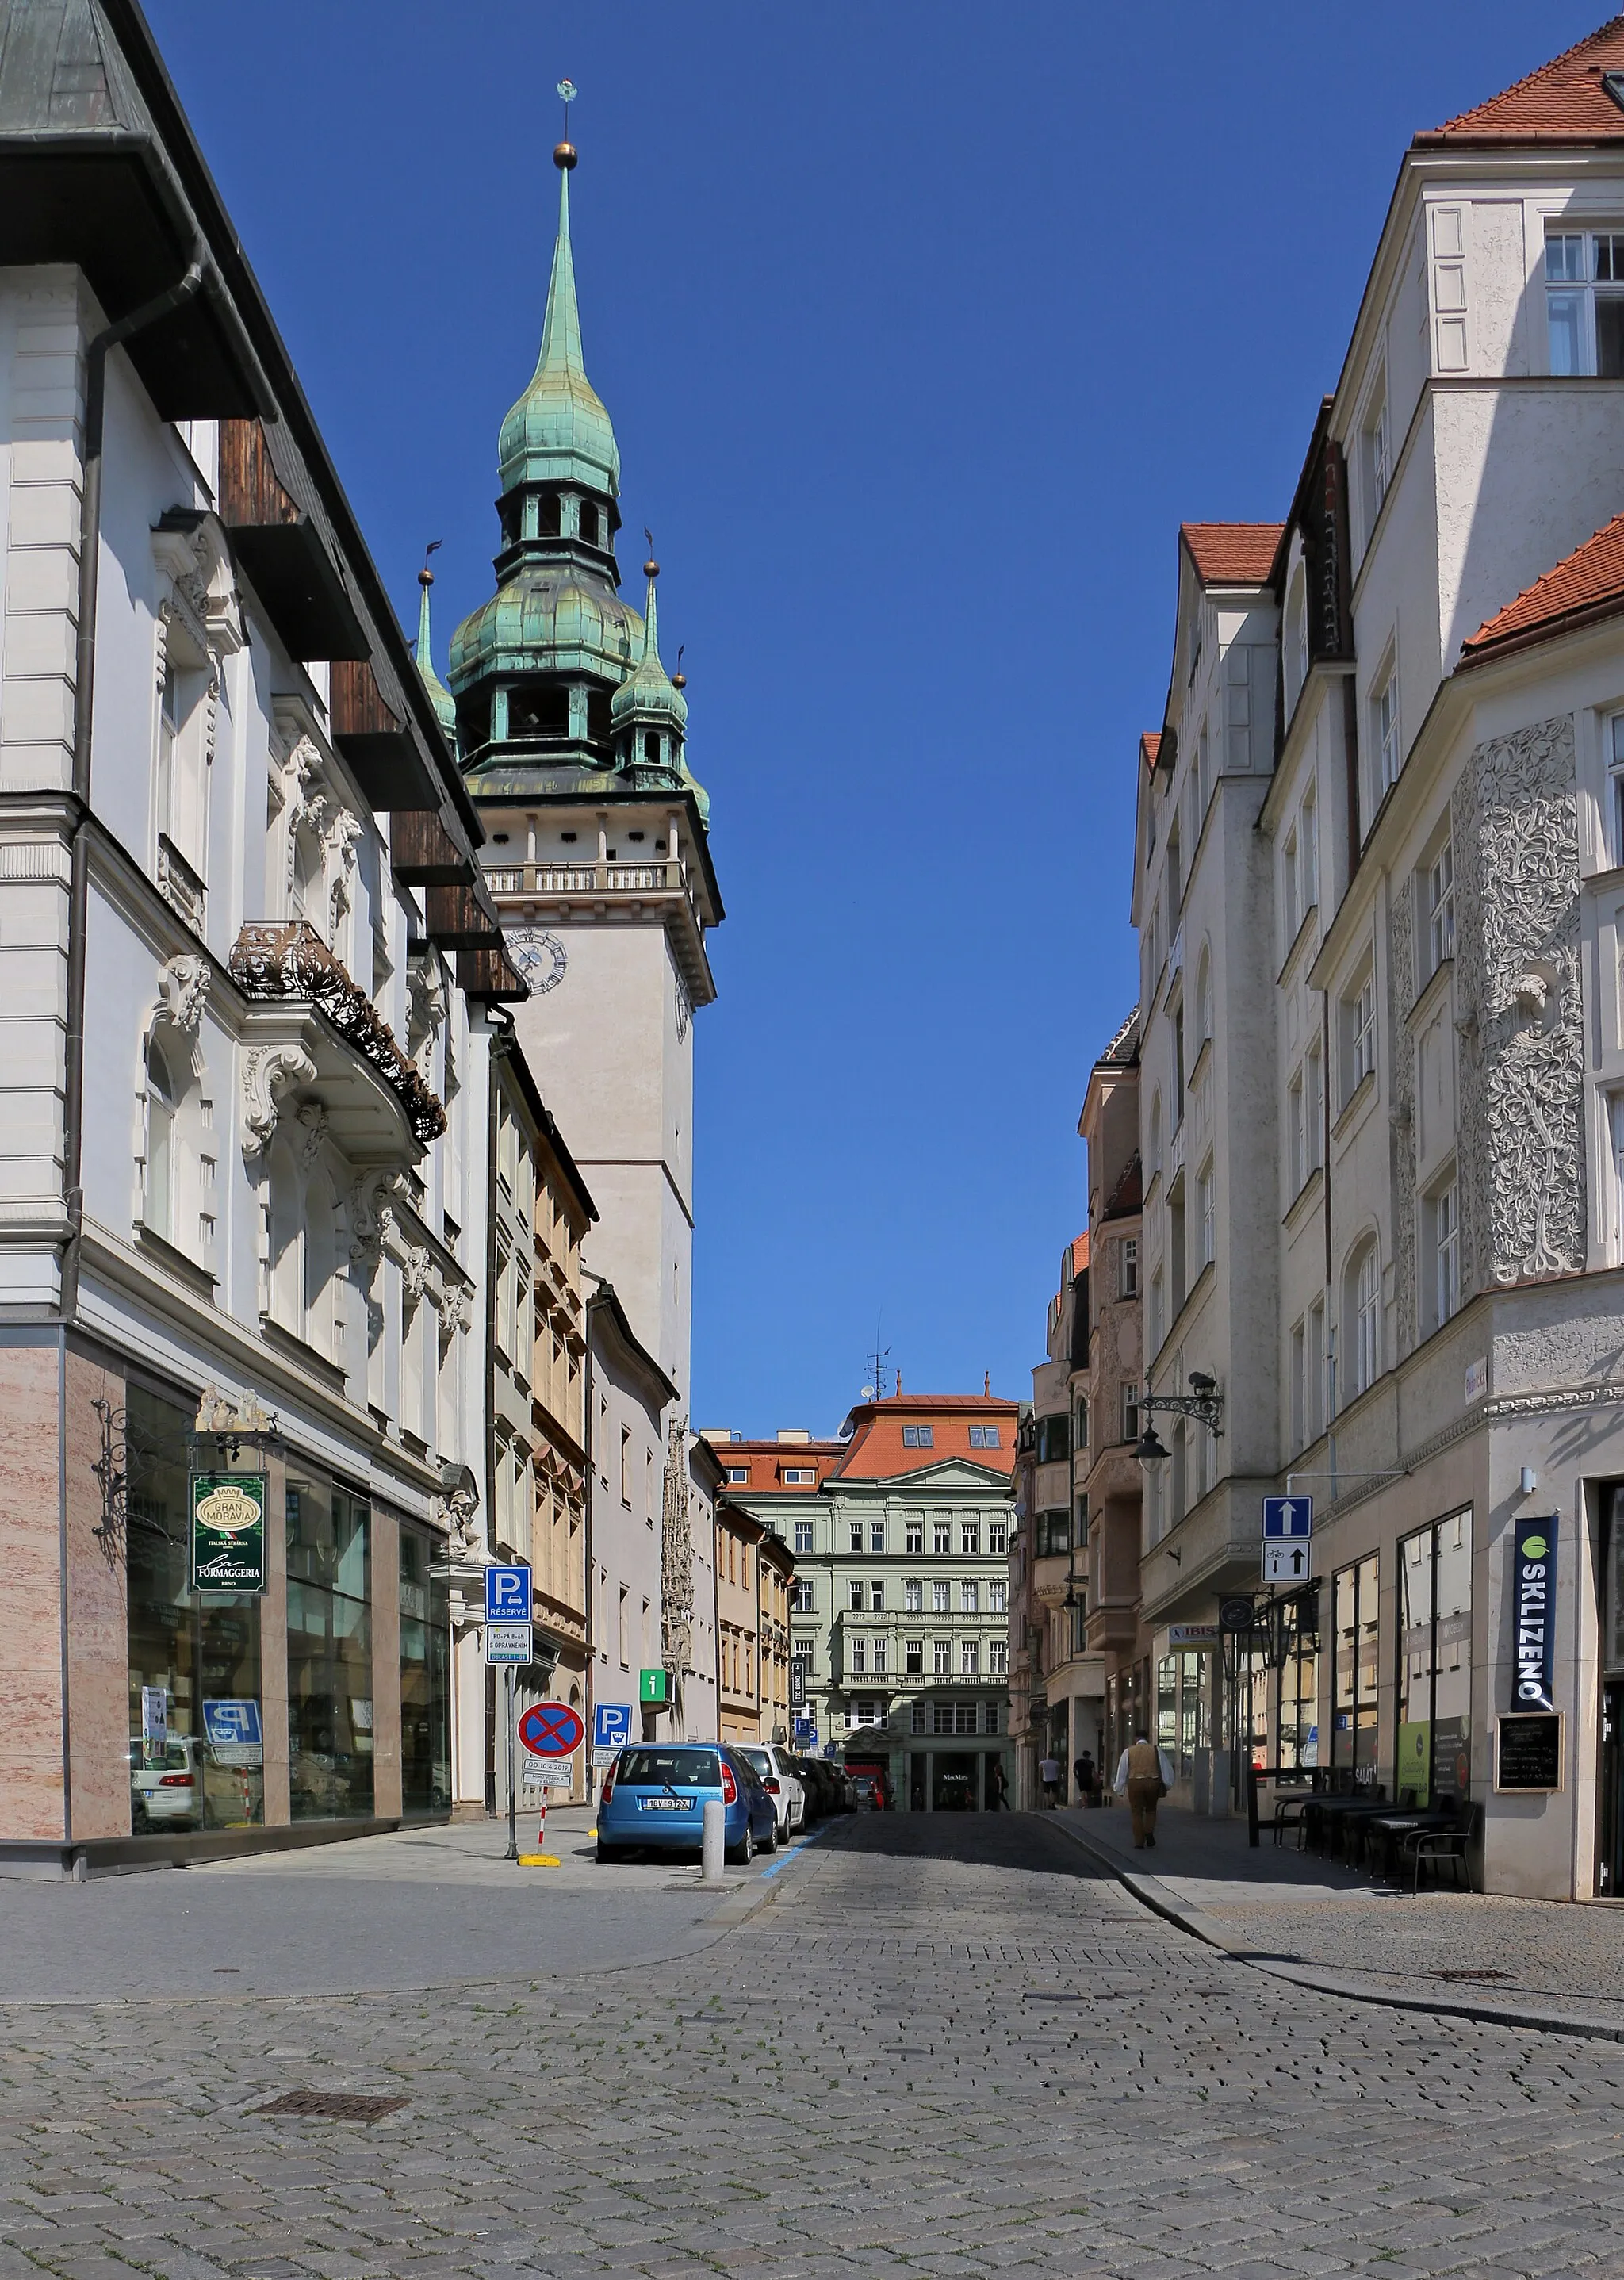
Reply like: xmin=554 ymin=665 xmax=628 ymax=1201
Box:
xmin=864 ymin=1320 xmax=891 ymax=1405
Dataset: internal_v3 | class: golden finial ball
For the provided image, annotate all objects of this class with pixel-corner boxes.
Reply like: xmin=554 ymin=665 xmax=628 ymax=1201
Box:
xmin=554 ymin=141 xmax=577 ymax=171
xmin=418 ymin=566 xmax=434 ymax=588
xmin=671 ymin=673 xmax=687 ymax=690
xmin=643 ymin=558 xmax=660 ymax=579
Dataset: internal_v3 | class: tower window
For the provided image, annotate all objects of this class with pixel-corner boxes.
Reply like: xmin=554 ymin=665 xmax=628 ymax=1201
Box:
xmin=538 ymin=492 xmax=561 ymax=538
xmin=507 ymin=681 xmax=569 ymax=738
xmin=456 ymin=692 xmax=491 ymax=750
xmin=586 ymin=689 xmax=613 ymax=743
xmin=643 ymin=733 xmax=661 ymax=764
xmin=579 ymin=500 xmax=600 ymax=546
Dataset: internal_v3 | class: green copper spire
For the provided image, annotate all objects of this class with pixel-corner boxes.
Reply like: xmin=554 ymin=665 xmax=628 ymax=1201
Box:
xmin=611 ymin=560 xmax=688 ymax=736
xmin=496 ymin=148 xmax=620 ymax=500
xmin=414 ymin=561 xmax=457 ymax=742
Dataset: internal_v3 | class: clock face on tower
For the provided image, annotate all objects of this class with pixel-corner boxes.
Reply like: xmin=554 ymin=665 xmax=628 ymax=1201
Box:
xmin=508 ymin=928 xmax=568 ymax=994
xmin=674 ymin=971 xmax=691 ymax=1041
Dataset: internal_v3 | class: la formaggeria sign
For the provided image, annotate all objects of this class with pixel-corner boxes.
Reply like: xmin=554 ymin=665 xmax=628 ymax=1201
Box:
xmin=190 ymin=1473 xmax=268 ymax=1595
xmin=1512 ymin=1517 xmax=1557 ymax=1714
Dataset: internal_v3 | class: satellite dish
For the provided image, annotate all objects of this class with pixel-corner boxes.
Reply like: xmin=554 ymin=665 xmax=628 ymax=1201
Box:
xmin=861 ymin=1385 xmax=874 ymax=1401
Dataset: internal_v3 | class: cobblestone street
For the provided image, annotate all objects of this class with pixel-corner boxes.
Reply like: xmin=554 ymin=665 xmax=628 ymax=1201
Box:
xmin=6 ymin=1814 xmax=1624 ymax=2278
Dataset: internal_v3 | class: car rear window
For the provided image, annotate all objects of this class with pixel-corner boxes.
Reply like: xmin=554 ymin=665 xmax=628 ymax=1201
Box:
xmin=741 ymin=1749 xmax=772 ymax=1774
xmin=615 ymin=1749 xmax=719 ymax=1789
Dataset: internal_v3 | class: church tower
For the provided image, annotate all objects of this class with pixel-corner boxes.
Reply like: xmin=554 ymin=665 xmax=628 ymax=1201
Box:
xmin=436 ymin=132 xmax=720 ymax=1403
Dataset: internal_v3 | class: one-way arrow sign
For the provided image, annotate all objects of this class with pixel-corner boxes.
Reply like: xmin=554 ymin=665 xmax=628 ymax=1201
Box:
xmin=1262 ymin=1542 xmax=1312 ymax=1583
xmin=1262 ymin=1496 xmax=1313 ymax=1539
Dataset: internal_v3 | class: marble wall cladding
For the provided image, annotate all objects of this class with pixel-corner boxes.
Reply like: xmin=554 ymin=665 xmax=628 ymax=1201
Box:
xmin=260 ymin=1451 xmax=290 ymax=1826
xmin=0 ymin=1338 xmax=63 ymax=1838
xmin=64 ymin=1347 xmax=132 ymax=1839
xmin=370 ymin=1505 xmax=402 ymax=1820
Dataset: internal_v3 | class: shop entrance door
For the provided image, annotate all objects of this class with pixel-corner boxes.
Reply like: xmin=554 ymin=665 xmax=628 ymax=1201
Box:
xmin=1602 ymin=1683 xmax=1624 ymax=1895
xmin=933 ymin=1751 xmax=976 ymax=1811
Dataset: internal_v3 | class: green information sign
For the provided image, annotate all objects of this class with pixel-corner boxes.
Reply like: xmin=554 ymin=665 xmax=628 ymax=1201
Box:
xmin=639 ymin=1667 xmax=671 ymax=1705
xmin=190 ymin=1472 xmax=268 ymax=1596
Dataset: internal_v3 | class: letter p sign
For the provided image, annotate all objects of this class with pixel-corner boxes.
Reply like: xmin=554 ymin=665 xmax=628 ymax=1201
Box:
xmin=485 ymin=1565 xmax=532 ymax=1623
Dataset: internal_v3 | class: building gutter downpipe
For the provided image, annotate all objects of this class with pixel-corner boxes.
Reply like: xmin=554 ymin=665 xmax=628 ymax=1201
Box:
xmin=60 ymin=251 xmax=208 ymax=1325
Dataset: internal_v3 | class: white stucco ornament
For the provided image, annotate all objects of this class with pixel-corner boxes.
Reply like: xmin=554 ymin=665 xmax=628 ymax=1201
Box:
xmin=508 ymin=928 xmax=568 ymax=994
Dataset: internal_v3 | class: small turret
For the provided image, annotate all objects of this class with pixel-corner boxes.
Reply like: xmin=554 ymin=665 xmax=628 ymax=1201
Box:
xmin=414 ymin=558 xmax=457 ymax=747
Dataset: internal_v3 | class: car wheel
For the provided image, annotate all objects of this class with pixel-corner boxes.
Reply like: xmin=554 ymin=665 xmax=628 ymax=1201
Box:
xmin=764 ymin=1815 xmax=779 ymax=1854
xmin=727 ymin=1822 xmax=755 ymax=1867
xmin=596 ymin=1841 xmax=624 ymax=1864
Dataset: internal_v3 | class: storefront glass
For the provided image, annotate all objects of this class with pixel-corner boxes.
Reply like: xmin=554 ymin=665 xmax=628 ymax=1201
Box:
xmin=1157 ymin=1653 xmax=1212 ymax=1778
xmin=286 ymin=1473 xmax=373 ymax=1819
xmin=1277 ymin=1630 xmax=1318 ymax=1769
xmin=400 ymin=1525 xmax=450 ymax=1816
xmin=1332 ymin=1554 xmax=1380 ymax=1785
xmin=125 ymin=1384 xmax=265 ymax=1832
xmin=1396 ymin=1510 xmax=1472 ymax=1807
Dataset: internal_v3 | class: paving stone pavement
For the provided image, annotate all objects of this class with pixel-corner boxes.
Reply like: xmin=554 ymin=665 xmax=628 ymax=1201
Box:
xmin=6 ymin=1811 xmax=1624 ymax=2278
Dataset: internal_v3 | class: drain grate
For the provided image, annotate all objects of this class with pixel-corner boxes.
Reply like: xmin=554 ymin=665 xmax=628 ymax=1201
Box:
xmin=252 ymin=2091 xmax=408 ymax=2121
xmin=1430 ymin=1967 xmax=1509 ymax=1983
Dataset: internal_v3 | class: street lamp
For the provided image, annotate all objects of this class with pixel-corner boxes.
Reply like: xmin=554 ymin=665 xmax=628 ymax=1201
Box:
xmin=1135 ymin=1374 xmax=1225 ymax=1463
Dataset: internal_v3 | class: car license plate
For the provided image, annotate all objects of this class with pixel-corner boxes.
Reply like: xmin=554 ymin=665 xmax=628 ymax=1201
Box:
xmin=640 ymin=1796 xmax=686 ymax=1811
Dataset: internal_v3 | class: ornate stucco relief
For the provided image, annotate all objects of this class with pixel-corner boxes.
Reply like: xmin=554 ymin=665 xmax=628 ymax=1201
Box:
xmin=1454 ymin=713 xmax=1584 ymax=1285
xmin=1388 ymin=879 xmax=1417 ymax=1357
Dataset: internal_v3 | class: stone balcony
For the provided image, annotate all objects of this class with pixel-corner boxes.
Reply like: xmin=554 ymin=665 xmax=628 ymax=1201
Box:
xmin=229 ymin=921 xmax=446 ymax=1163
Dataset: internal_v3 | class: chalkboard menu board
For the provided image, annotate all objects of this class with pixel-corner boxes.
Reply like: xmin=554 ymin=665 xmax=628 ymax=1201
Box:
xmin=1496 ymin=1713 xmax=1563 ymax=1792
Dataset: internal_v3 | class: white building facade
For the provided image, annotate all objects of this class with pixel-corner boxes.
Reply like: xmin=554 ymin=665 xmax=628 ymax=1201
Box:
xmin=0 ymin=0 xmax=523 ymax=1867
xmin=1130 ymin=19 xmax=1624 ymax=1896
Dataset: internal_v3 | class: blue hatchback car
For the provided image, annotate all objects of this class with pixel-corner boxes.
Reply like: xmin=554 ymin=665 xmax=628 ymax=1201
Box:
xmin=596 ymin=1743 xmax=779 ymax=1864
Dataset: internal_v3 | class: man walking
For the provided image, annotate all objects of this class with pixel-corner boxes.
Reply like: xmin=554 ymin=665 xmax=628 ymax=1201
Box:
xmin=1113 ymin=1730 xmax=1174 ymax=1849
xmin=1039 ymin=1752 xmax=1062 ymax=1807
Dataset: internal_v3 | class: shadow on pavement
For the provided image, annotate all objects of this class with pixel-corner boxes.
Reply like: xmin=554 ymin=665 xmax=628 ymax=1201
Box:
xmin=806 ymin=1810 xmax=1114 ymax=1879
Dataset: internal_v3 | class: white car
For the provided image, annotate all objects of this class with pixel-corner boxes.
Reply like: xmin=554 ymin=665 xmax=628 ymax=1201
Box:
xmin=131 ymin=1734 xmax=202 ymax=1829
xmin=740 ymin=1745 xmax=806 ymax=1837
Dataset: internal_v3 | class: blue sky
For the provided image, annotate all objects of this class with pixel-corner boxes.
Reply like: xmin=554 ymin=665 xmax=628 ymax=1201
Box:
xmin=148 ymin=0 xmax=1598 ymax=1435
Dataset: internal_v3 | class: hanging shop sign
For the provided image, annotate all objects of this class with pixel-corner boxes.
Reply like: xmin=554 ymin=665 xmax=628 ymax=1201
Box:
xmin=1511 ymin=1517 xmax=1558 ymax=1714
xmin=190 ymin=1472 xmax=269 ymax=1596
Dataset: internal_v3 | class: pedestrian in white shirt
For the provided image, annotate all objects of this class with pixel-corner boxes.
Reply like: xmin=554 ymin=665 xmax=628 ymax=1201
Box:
xmin=1113 ymin=1733 xmax=1175 ymax=1849
xmin=1038 ymin=1753 xmax=1062 ymax=1806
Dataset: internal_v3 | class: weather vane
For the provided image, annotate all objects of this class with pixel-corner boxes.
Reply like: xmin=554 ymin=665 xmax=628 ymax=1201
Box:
xmin=558 ymin=79 xmax=576 ymax=126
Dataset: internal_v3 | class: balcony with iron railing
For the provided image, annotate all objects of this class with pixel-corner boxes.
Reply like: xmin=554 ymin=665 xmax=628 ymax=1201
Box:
xmin=229 ymin=921 xmax=446 ymax=1162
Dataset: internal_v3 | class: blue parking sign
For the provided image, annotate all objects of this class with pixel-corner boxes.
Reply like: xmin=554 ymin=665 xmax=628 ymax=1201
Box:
xmin=485 ymin=1565 xmax=532 ymax=1623
xmin=1262 ymin=1496 xmax=1312 ymax=1539
xmin=594 ymin=1701 xmax=632 ymax=1752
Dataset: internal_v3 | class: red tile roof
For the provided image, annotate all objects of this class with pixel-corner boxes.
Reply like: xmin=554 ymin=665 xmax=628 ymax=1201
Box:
xmin=1071 ymin=1232 xmax=1090 ymax=1279
xmin=1459 ymin=512 xmax=1624 ymax=662
xmin=1418 ymin=17 xmax=1624 ymax=144
xmin=832 ymin=1394 xmax=1020 ymax=1483
xmin=705 ymin=1440 xmax=843 ymax=1494
xmin=1182 ymin=523 xmax=1285 ymax=588
xmin=1139 ymin=730 xmax=1162 ymax=774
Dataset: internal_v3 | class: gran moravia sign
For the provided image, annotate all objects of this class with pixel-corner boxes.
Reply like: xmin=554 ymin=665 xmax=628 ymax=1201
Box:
xmin=1512 ymin=1517 xmax=1558 ymax=1714
xmin=190 ymin=1473 xmax=269 ymax=1596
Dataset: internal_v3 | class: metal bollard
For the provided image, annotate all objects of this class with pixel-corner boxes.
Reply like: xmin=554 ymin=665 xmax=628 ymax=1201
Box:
xmin=701 ymin=1798 xmax=726 ymax=1884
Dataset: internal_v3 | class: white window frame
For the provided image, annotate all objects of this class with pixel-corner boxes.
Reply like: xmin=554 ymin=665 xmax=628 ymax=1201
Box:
xmin=1121 ymin=1382 xmax=1140 ymax=1443
xmin=1432 ymin=1181 xmax=1460 ymax=1330
xmin=1197 ymin=1158 xmax=1216 ymax=1270
xmin=1427 ymin=840 xmax=1455 ymax=973
xmin=1120 ymin=1236 xmax=1139 ymax=1298
xmin=1353 ymin=1244 xmax=1381 ymax=1397
xmin=1372 ymin=654 xmax=1400 ymax=802
xmin=1288 ymin=1068 xmax=1307 ymax=1197
xmin=1545 ymin=227 xmax=1624 ymax=377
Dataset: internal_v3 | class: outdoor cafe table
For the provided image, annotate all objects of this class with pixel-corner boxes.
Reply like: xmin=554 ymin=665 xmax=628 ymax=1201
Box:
xmin=1304 ymin=1795 xmax=1392 ymax=1860
xmin=1357 ymin=1807 xmax=1455 ymax=1882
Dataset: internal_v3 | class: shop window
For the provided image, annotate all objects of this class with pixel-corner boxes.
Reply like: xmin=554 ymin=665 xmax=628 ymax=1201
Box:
xmin=126 ymin=1383 xmax=264 ymax=1835
xmin=1396 ymin=1510 xmax=1473 ymax=1807
xmin=1332 ymin=1553 xmax=1380 ymax=1786
xmin=400 ymin=1524 xmax=450 ymax=1816
xmin=286 ymin=1476 xmax=373 ymax=1821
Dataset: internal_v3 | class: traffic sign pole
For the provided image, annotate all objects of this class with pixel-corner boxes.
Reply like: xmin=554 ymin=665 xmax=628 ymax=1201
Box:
xmin=504 ymin=1666 xmax=518 ymax=1864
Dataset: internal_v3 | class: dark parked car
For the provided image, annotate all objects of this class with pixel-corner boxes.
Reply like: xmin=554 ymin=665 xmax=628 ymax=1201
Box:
xmin=791 ymin=1755 xmax=834 ymax=1817
xmin=596 ymin=1744 xmax=778 ymax=1865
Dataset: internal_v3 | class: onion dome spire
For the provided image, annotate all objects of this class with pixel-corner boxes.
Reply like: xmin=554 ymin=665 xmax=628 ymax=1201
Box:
xmin=414 ymin=550 xmax=457 ymax=744
xmin=611 ymin=552 xmax=710 ymax=826
xmin=496 ymin=138 xmax=620 ymax=500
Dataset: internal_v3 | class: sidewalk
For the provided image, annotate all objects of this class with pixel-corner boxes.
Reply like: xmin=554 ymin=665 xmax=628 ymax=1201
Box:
xmin=1047 ymin=1799 xmax=1624 ymax=2042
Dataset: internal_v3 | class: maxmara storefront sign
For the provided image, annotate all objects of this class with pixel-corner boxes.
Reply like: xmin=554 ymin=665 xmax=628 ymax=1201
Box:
xmin=190 ymin=1472 xmax=268 ymax=1596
